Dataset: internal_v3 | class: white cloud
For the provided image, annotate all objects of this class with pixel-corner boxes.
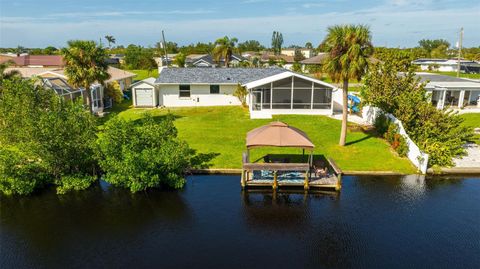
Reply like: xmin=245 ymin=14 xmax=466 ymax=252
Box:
xmin=1 ymin=3 xmax=478 ymax=48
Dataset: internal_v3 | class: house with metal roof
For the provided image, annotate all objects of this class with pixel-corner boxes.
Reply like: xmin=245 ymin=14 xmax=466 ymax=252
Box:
xmin=416 ymin=72 xmax=480 ymax=112
xmin=131 ymin=67 xmax=342 ymax=119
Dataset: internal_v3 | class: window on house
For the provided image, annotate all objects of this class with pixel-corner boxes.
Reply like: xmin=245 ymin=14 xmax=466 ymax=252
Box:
xmin=210 ymin=85 xmax=220 ymax=94
xmin=179 ymin=85 xmax=190 ymax=98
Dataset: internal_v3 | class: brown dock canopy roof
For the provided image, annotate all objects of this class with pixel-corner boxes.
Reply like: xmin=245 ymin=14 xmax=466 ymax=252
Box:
xmin=246 ymin=121 xmax=315 ymax=149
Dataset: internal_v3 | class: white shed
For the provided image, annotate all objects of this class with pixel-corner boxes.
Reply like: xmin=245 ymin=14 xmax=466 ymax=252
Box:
xmin=131 ymin=77 xmax=157 ymax=107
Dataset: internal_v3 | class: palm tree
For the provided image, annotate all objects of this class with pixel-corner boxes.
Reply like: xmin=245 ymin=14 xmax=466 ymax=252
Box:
xmin=213 ymin=36 xmax=238 ymax=67
xmin=323 ymin=24 xmax=373 ymax=146
xmin=61 ymin=40 xmax=110 ymax=113
xmin=104 ymin=35 xmax=116 ymax=48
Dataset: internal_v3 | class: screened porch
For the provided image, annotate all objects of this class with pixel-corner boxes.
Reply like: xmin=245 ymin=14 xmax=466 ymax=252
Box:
xmin=249 ymin=76 xmax=334 ymax=112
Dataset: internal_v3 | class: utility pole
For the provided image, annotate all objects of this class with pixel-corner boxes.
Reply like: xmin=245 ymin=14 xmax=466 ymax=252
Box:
xmin=456 ymin=27 xmax=463 ymax=78
xmin=161 ymin=30 xmax=169 ymax=67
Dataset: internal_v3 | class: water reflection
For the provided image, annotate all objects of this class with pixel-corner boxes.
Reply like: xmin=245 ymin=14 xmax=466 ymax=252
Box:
xmin=0 ymin=181 xmax=192 ymax=267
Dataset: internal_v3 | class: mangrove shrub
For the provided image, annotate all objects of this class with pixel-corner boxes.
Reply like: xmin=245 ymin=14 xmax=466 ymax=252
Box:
xmin=96 ymin=114 xmax=194 ymax=192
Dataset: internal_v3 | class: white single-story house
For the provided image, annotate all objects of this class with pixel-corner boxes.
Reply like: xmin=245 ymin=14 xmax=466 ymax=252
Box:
xmin=412 ymin=58 xmax=480 ymax=73
xmin=131 ymin=67 xmax=342 ymax=119
xmin=416 ymin=73 xmax=480 ymax=112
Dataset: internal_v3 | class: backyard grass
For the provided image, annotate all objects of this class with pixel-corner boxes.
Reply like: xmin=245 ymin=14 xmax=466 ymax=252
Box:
xmin=106 ymin=104 xmax=416 ymax=173
xmin=460 ymin=113 xmax=480 ymax=144
xmin=127 ymin=69 xmax=159 ymax=81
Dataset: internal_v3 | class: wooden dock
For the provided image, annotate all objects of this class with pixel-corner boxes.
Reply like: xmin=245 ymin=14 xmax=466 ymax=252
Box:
xmin=241 ymin=158 xmax=342 ymax=191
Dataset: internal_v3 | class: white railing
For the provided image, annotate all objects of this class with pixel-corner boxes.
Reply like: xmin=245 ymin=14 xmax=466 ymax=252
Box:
xmin=363 ymin=106 xmax=429 ymax=174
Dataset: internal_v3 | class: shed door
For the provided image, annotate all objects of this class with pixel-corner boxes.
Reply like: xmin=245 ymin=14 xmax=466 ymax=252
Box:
xmin=135 ymin=88 xmax=153 ymax=106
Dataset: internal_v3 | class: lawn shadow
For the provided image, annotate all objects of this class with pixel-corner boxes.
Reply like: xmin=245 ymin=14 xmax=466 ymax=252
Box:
xmin=190 ymin=152 xmax=221 ymax=169
xmin=345 ymin=125 xmax=380 ymax=146
xmin=131 ymin=113 xmax=183 ymax=126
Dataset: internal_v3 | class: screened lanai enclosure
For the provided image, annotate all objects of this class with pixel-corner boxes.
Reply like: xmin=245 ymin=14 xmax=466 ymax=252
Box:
xmin=41 ymin=77 xmax=105 ymax=113
xmin=249 ymin=75 xmax=335 ymax=113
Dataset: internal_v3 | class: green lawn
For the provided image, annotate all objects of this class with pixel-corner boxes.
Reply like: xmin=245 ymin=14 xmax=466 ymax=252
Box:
xmin=425 ymin=71 xmax=480 ymax=79
xmin=127 ymin=69 xmax=159 ymax=81
xmin=107 ymin=104 xmax=416 ymax=173
xmin=460 ymin=113 xmax=480 ymax=144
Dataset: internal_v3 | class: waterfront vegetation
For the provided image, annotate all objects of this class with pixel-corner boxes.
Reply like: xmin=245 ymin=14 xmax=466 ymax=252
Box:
xmin=361 ymin=61 xmax=472 ymax=167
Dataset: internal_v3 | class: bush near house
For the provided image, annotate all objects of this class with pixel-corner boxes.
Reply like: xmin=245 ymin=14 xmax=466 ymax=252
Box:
xmin=362 ymin=61 xmax=472 ymax=167
xmin=0 ymin=78 xmax=98 ymax=195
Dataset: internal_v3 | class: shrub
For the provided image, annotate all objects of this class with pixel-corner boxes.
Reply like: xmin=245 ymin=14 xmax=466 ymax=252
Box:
xmin=0 ymin=147 xmax=48 ymax=195
xmin=384 ymin=122 xmax=398 ymax=144
xmin=234 ymin=84 xmax=248 ymax=107
xmin=0 ymin=77 xmax=98 ymax=195
xmin=105 ymin=81 xmax=123 ymax=104
xmin=395 ymin=135 xmax=409 ymax=157
xmin=96 ymin=114 xmax=194 ymax=192
xmin=55 ymin=174 xmax=96 ymax=195
xmin=362 ymin=60 xmax=472 ymax=167
xmin=374 ymin=113 xmax=390 ymax=135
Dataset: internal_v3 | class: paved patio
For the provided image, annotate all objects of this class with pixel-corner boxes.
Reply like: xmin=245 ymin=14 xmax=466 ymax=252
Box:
xmin=453 ymin=143 xmax=480 ymax=168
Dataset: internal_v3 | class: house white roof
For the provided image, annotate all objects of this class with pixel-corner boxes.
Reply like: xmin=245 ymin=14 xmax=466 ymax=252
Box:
xmin=416 ymin=72 xmax=480 ymax=89
xmin=131 ymin=77 xmax=156 ymax=87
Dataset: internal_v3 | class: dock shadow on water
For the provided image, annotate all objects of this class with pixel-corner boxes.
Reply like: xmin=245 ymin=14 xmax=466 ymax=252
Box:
xmin=1 ymin=175 xmax=479 ymax=269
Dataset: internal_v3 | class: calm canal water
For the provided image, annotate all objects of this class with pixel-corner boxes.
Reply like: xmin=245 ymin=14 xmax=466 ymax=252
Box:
xmin=1 ymin=175 xmax=479 ymax=269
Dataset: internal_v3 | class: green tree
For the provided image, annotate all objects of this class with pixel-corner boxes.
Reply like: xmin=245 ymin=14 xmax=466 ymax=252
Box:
xmin=361 ymin=62 xmax=472 ymax=167
xmin=271 ymin=31 xmax=283 ymax=55
xmin=96 ymin=114 xmax=194 ymax=192
xmin=418 ymin=39 xmax=450 ymax=56
xmin=0 ymin=78 xmax=98 ymax=195
xmin=323 ymin=24 xmax=373 ymax=146
xmin=175 ymin=52 xmax=186 ymax=67
xmin=105 ymin=81 xmax=123 ymax=104
xmin=62 ymin=40 xmax=111 ymax=113
xmin=124 ymin=44 xmax=157 ymax=70
xmin=305 ymin=42 xmax=313 ymax=49
xmin=213 ymin=36 xmax=238 ymax=67
xmin=238 ymin=40 xmax=265 ymax=52
xmin=0 ymin=61 xmax=20 ymax=87
xmin=233 ymin=84 xmax=248 ymax=107
xmin=292 ymin=62 xmax=302 ymax=72
xmin=104 ymin=35 xmax=116 ymax=48
xmin=293 ymin=49 xmax=305 ymax=62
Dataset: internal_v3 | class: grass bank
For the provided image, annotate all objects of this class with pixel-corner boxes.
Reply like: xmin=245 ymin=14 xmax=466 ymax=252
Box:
xmin=105 ymin=104 xmax=416 ymax=173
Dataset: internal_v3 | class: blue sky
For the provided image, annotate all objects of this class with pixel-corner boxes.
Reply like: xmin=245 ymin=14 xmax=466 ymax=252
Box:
xmin=0 ymin=0 xmax=478 ymax=48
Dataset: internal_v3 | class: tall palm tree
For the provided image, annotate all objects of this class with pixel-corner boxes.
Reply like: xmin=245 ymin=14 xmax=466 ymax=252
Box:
xmin=323 ymin=24 xmax=373 ymax=146
xmin=213 ymin=36 xmax=238 ymax=67
xmin=104 ymin=35 xmax=116 ymax=48
xmin=61 ymin=40 xmax=110 ymax=113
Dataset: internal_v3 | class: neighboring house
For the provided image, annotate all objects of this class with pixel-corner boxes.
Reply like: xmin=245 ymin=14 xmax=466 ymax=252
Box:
xmin=416 ymin=73 xmax=480 ymax=112
xmin=413 ymin=58 xmax=480 ymax=73
xmin=131 ymin=67 xmax=342 ymax=119
xmin=260 ymin=52 xmax=295 ymax=70
xmin=184 ymin=54 xmax=246 ymax=68
xmin=39 ymin=77 xmax=104 ymax=113
xmin=281 ymin=48 xmax=316 ymax=59
xmin=5 ymin=66 xmax=136 ymax=114
xmin=300 ymin=53 xmax=329 ymax=73
xmin=0 ymin=55 xmax=64 ymax=67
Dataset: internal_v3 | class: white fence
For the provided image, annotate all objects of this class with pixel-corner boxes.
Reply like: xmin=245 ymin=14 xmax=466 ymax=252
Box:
xmin=363 ymin=106 xmax=429 ymax=174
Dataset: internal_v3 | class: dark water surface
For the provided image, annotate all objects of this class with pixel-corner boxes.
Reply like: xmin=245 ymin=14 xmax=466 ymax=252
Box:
xmin=1 ymin=175 xmax=479 ymax=269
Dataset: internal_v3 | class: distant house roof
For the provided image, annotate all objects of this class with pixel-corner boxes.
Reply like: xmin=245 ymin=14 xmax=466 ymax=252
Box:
xmin=415 ymin=72 xmax=480 ymax=89
xmin=5 ymin=67 xmax=59 ymax=78
xmin=260 ymin=52 xmax=295 ymax=63
xmin=188 ymin=54 xmax=246 ymax=67
xmin=156 ymin=67 xmax=287 ymax=84
xmin=2 ymin=55 xmax=64 ymax=67
xmin=412 ymin=58 xmax=480 ymax=66
xmin=300 ymin=53 xmax=328 ymax=64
